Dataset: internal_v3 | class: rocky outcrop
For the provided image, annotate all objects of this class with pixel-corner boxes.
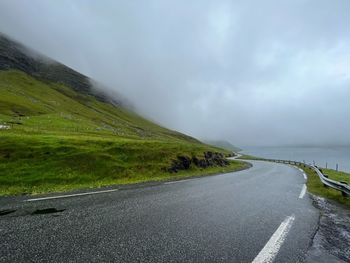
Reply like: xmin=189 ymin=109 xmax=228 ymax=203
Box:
xmin=168 ymin=151 xmax=230 ymax=173
xmin=226 ymin=152 xmax=236 ymax=158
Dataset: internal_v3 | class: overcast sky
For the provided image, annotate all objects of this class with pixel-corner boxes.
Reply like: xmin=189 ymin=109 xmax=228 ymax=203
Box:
xmin=1 ymin=0 xmax=350 ymax=147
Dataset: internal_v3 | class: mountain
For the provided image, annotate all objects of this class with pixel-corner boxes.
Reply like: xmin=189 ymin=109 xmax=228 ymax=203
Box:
xmin=0 ymin=33 xmax=204 ymax=142
xmin=203 ymin=140 xmax=242 ymax=152
xmin=0 ymin=33 xmax=244 ymax=195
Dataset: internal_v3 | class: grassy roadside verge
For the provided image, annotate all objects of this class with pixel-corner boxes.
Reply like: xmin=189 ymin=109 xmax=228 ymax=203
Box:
xmin=296 ymin=165 xmax=350 ymax=206
xmin=238 ymin=154 xmax=265 ymax=160
xmin=321 ymin=168 xmax=350 ymax=185
xmin=0 ymin=156 xmax=249 ymax=196
xmin=0 ymin=133 xmax=249 ymax=196
xmin=141 ymin=159 xmax=251 ymax=187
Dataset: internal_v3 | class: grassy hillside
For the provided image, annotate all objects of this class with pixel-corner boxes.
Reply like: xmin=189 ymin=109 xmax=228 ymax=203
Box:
xmin=0 ymin=70 xmax=199 ymax=141
xmin=0 ymin=70 xmax=247 ymax=195
xmin=0 ymin=34 xmax=249 ymax=196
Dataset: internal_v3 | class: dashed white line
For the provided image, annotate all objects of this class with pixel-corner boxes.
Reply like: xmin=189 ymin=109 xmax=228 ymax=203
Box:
xmin=303 ymin=173 xmax=307 ymax=180
xmin=25 ymin=189 xmax=119 ymax=202
xmin=164 ymin=179 xmax=192 ymax=185
xmin=294 ymin=166 xmax=307 ymax=180
xmin=252 ymin=215 xmax=295 ymax=263
xmin=299 ymin=184 xmax=307 ymax=199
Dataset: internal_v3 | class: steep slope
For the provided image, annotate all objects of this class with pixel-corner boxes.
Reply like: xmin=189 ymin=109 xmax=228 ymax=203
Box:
xmin=0 ymin=34 xmax=246 ymax=195
xmin=0 ymin=69 xmax=198 ymax=142
xmin=0 ymin=33 xmax=101 ymax=101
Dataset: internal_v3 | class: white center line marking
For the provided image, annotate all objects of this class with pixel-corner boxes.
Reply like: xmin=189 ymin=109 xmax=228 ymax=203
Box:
xmin=25 ymin=189 xmax=119 ymax=202
xmin=252 ymin=214 xmax=295 ymax=263
xmin=164 ymin=179 xmax=192 ymax=185
xmin=299 ymin=184 xmax=307 ymax=199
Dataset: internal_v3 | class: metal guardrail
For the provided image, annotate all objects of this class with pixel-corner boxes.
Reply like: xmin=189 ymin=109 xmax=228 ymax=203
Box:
xmin=251 ymin=158 xmax=350 ymax=197
xmin=310 ymin=165 xmax=350 ymax=197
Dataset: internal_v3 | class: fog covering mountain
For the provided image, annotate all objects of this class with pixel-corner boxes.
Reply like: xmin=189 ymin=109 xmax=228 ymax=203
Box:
xmin=1 ymin=0 xmax=350 ymax=146
xmin=1 ymin=33 xmax=248 ymax=195
xmin=203 ymin=140 xmax=241 ymax=153
xmin=0 ymin=33 xmax=201 ymax=143
xmin=0 ymin=34 xmax=128 ymax=108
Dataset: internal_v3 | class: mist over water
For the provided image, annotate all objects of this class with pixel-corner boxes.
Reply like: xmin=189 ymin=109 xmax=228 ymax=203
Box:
xmin=243 ymin=146 xmax=350 ymax=173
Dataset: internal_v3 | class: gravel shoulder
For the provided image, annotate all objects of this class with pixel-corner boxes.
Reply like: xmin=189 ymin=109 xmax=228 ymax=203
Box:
xmin=306 ymin=195 xmax=350 ymax=263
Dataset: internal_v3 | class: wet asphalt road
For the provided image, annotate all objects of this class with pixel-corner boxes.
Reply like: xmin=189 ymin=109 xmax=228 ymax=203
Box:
xmin=0 ymin=161 xmax=319 ymax=263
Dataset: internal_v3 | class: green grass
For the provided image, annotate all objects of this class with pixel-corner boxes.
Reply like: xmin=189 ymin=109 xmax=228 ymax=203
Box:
xmin=0 ymin=70 xmax=200 ymax=141
xmin=321 ymin=168 xmax=350 ymax=185
xmin=239 ymin=154 xmax=264 ymax=160
xmin=0 ymin=132 xmax=248 ymax=195
xmin=297 ymin=165 xmax=350 ymax=206
xmin=0 ymin=70 xmax=248 ymax=195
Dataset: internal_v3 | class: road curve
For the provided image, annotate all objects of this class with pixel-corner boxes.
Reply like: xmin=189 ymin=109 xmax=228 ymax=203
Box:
xmin=0 ymin=161 xmax=319 ymax=263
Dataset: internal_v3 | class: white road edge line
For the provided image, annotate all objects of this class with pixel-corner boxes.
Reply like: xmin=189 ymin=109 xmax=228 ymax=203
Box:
xmin=252 ymin=214 xmax=295 ymax=263
xmin=25 ymin=189 xmax=119 ymax=202
xmin=303 ymin=173 xmax=307 ymax=180
xmin=164 ymin=179 xmax=192 ymax=185
xmin=299 ymin=184 xmax=307 ymax=199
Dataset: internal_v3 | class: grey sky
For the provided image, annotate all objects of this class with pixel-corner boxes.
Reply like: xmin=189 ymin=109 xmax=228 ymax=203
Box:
xmin=1 ymin=0 xmax=350 ymax=146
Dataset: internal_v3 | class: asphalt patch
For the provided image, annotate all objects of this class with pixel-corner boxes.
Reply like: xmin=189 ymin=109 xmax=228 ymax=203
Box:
xmin=0 ymin=209 xmax=16 ymax=216
xmin=31 ymin=208 xmax=65 ymax=215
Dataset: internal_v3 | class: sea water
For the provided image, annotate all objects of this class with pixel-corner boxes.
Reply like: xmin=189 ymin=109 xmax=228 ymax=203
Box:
xmin=242 ymin=146 xmax=350 ymax=173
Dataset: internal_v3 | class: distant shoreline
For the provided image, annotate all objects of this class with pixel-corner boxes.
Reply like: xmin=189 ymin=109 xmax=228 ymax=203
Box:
xmin=242 ymin=146 xmax=350 ymax=173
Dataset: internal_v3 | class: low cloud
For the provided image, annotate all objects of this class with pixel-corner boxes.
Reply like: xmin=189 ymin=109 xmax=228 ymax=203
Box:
xmin=1 ymin=0 xmax=350 ymax=146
